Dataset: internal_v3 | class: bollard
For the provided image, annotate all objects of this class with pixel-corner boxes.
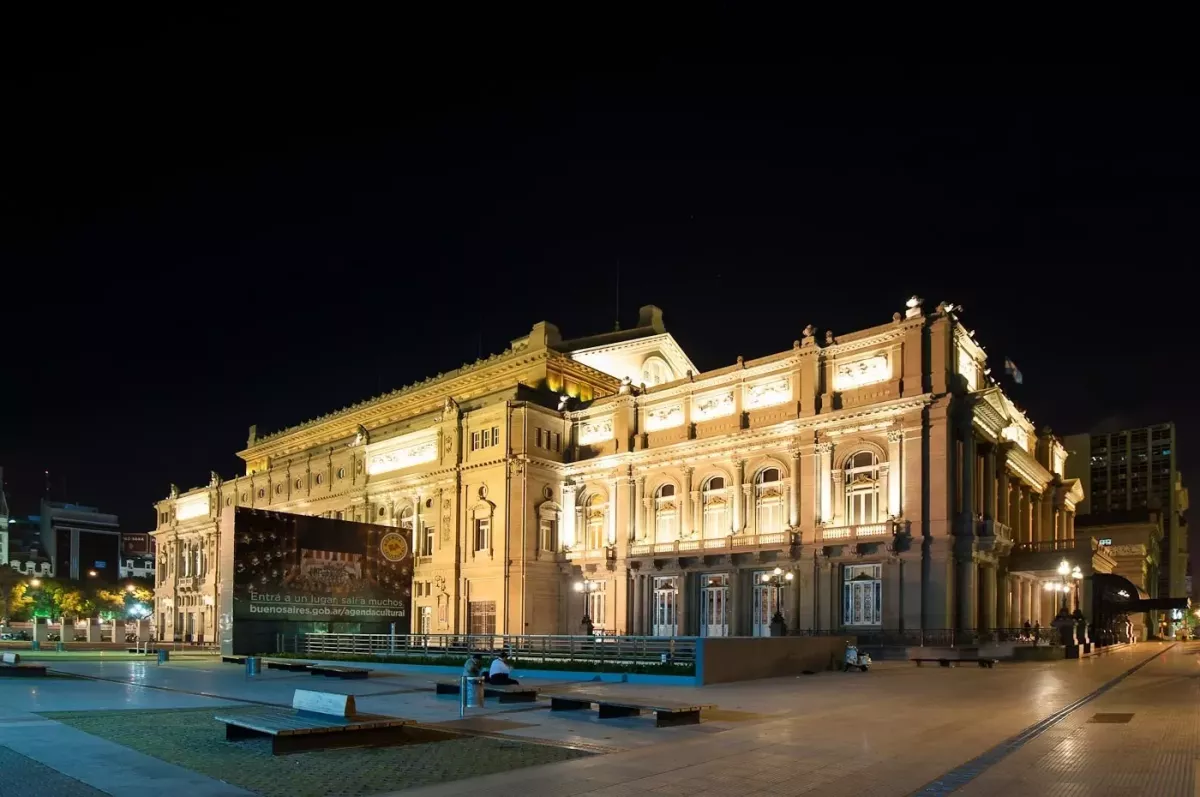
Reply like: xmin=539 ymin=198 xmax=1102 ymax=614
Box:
xmin=246 ymin=656 xmax=261 ymax=676
xmin=56 ymin=642 xmax=65 ymax=652
xmin=30 ymin=640 xmax=40 ymax=652
xmin=157 ymin=649 xmax=169 ymax=665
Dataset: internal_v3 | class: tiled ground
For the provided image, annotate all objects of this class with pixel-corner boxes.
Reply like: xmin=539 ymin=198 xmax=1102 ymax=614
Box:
xmin=1 ymin=643 xmax=1194 ymax=795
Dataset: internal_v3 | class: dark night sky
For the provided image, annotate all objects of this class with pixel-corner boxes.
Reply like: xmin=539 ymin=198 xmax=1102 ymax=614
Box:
xmin=2 ymin=17 xmax=1197 ymax=530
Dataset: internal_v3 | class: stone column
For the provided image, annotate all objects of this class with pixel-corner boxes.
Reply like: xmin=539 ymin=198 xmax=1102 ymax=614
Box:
xmin=789 ymin=449 xmax=801 ymax=528
xmin=832 ymin=466 xmax=845 ymax=526
xmin=1031 ymin=492 xmax=1042 ymax=543
xmin=887 ymin=429 xmax=903 ymax=517
xmin=632 ymin=574 xmax=644 ymax=634
xmin=982 ymin=565 xmax=997 ymax=631
xmin=561 ymin=483 xmax=577 ymax=547
xmin=957 ymin=557 xmax=978 ymax=631
xmin=883 ymin=558 xmax=902 ymax=630
xmin=633 ymin=477 xmax=645 ymax=540
xmin=983 ymin=444 xmax=996 ymax=521
xmin=680 ymin=468 xmax=693 ymax=537
xmin=732 ymin=460 xmax=745 ymax=532
xmin=729 ymin=570 xmax=744 ymax=636
xmin=816 ymin=443 xmax=833 ymax=523
xmin=743 ymin=482 xmax=756 ymax=534
xmin=961 ymin=429 xmax=976 ymax=525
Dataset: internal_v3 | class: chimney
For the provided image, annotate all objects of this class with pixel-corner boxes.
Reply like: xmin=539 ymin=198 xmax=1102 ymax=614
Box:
xmin=636 ymin=305 xmax=666 ymax=333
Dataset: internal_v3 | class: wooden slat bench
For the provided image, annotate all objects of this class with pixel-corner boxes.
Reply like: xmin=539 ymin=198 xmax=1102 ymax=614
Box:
xmin=549 ymin=693 xmax=714 ymax=728
xmin=912 ymin=657 xmax=998 ymax=668
xmin=264 ymin=659 xmax=316 ymax=672
xmin=215 ymin=689 xmax=413 ymax=755
xmin=309 ymin=665 xmax=370 ymax=679
xmin=221 ymin=655 xmax=247 ymax=665
xmin=435 ymin=679 xmax=538 ymax=703
xmin=0 ymin=652 xmax=46 ymax=677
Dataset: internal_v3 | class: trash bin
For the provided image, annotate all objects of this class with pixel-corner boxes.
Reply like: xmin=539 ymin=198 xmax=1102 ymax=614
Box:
xmin=460 ymin=675 xmax=485 ymax=715
xmin=30 ymin=640 xmax=40 ymax=652
xmin=246 ymin=656 xmax=261 ymax=676
xmin=157 ymin=649 xmax=170 ymax=664
xmin=56 ymin=642 xmax=65 ymax=652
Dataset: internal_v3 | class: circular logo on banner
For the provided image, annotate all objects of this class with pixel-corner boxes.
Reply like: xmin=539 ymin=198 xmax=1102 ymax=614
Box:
xmin=380 ymin=532 xmax=409 ymax=562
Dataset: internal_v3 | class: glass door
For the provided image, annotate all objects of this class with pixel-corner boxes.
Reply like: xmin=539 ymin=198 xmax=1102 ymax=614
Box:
xmin=652 ymin=577 xmax=677 ymax=636
xmin=700 ymin=574 xmax=729 ymax=637
xmin=752 ymin=572 xmax=779 ymax=637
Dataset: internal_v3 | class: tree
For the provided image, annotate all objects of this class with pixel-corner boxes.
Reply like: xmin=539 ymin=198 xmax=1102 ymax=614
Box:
xmin=0 ymin=568 xmax=20 ymax=623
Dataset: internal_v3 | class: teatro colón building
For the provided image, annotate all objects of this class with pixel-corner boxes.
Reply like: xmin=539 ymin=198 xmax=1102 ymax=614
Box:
xmin=151 ymin=298 xmax=1087 ymax=643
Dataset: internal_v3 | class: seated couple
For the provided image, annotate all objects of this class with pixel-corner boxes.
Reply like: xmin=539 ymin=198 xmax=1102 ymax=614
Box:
xmin=462 ymin=653 xmax=520 ymax=685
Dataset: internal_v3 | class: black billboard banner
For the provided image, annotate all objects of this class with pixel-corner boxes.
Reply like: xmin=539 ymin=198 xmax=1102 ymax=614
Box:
xmin=220 ymin=508 xmax=412 ymax=653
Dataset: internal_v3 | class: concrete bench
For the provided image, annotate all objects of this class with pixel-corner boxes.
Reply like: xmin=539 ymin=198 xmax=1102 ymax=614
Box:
xmin=912 ymin=657 xmax=997 ymax=668
xmin=215 ymin=689 xmax=413 ymax=755
xmin=0 ymin=652 xmax=46 ymax=677
xmin=549 ymin=693 xmax=714 ymax=727
xmin=435 ymin=679 xmax=538 ymax=703
xmin=308 ymin=665 xmax=370 ymax=679
xmin=264 ymin=659 xmax=315 ymax=672
xmin=221 ymin=655 xmax=247 ymax=665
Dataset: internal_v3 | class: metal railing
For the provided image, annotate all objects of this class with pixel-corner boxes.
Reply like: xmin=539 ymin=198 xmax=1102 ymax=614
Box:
xmin=288 ymin=632 xmax=697 ymax=665
xmin=1012 ymin=538 xmax=1079 ymax=553
xmin=793 ymin=627 xmax=1057 ymax=647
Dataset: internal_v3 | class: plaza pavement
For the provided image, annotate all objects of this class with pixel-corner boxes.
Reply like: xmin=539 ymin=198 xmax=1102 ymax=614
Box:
xmin=0 ymin=642 xmax=1195 ymax=795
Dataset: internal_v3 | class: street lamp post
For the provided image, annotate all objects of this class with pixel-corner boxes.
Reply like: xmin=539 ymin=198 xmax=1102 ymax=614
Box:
xmin=573 ymin=580 xmax=600 ymax=636
xmin=1044 ymin=559 xmax=1084 ymax=648
xmin=760 ymin=567 xmax=794 ymax=636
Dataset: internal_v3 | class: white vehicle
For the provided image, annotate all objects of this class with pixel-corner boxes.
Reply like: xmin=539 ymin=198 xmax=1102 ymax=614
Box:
xmin=843 ymin=644 xmax=871 ymax=672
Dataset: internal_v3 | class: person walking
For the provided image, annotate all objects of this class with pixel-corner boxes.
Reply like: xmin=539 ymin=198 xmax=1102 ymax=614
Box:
xmin=1022 ymin=619 xmax=1032 ymax=641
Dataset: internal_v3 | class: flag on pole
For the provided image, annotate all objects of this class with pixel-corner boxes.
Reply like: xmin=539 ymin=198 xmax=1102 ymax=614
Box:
xmin=1004 ymin=358 xmax=1023 ymax=385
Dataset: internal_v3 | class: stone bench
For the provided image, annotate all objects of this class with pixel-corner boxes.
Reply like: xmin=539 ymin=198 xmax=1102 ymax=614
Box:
xmin=264 ymin=659 xmax=315 ymax=672
xmin=435 ymin=679 xmax=538 ymax=703
xmin=549 ymin=693 xmax=714 ymax=727
xmin=912 ymin=657 xmax=998 ymax=668
xmin=0 ymin=652 xmax=46 ymax=677
xmin=308 ymin=665 xmax=370 ymax=679
xmin=215 ymin=689 xmax=413 ymax=755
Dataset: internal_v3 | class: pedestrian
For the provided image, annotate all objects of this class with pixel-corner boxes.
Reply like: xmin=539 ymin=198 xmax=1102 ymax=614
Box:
xmin=1022 ymin=619 xmax=1032 ymax=641
xmin=1032 ymin=621 xmax=1041 ymax=645
xmin=486 ymin=652 xmax=519 ymax=685
xmin=462 ymin=654 xmax=483 ymax=678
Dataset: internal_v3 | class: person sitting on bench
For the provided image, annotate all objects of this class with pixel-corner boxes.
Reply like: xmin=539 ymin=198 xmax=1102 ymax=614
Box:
xmin=485 ymin=653 xmax=518 ymax=685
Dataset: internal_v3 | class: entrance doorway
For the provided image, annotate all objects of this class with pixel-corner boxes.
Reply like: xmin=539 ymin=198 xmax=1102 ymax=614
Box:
xmin=652 ymin=577 xmax=678 ymax=636
xmin=700 ymin=574 xmax=729 ymax=637
xmin=752 ymin=572 xmax=780 ymax=637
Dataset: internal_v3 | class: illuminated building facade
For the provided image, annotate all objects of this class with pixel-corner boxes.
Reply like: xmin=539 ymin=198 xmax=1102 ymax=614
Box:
xmin=152 ymin=300 xmax=1087 ymax=642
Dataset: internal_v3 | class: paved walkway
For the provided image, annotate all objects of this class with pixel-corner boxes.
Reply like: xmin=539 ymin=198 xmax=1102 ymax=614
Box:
xmin=1 ymin=643 xmax=1195 ymax=795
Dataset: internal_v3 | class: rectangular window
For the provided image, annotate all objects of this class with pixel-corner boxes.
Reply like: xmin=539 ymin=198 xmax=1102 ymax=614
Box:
xmin=468 ymin=601 xmax=496 ymax=636
xmin=539 ymin=519 xmax=557 ymax=552
xmin=421 ymin=525 xmax=434 ymax=557
xmin=553 ymin=432 xmax=560 ymax=452
xmin=535 ymin=428 xmax=544 ymax=448
xmin=585 ymin=582 xmax=607 ymax=629
xmin=419 ymin=606 xmax=432 ymax=635
xmin=471 ymin=431 xmax=481 ymax=451
xmin=474 ymin=518 xmax=490 ymax=551
xmin=842 ymin=563 xmax=882 ymax=626
xmin=482 ymin=428 xmax=491 ymax=447
xmin=491 ymin=426 xmax=500 ymax=448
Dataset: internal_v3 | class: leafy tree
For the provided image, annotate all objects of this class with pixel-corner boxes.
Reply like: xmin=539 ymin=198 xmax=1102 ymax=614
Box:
xmin=0 ymin=568 xmax=20 ymax=622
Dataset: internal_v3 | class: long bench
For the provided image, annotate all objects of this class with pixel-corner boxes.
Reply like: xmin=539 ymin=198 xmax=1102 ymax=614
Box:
xmin=0 ymin=652 xmax=46 ymax=677
xmin=309 ymin=665 xmax=370 ymax=680
xmin=221 ymin=655 xmax=247 ymax=665
xmin=549 ymin=693 xmax=714 ymax=727
xmin=912 ymin=657 xmax=998 ymax=668
xmin=265 ymin=659 xmax=316 ymax=672
xmin=435 ymin=679 xmax=538 ymax=703
xmin=215 ymin=689 xmax=413 ymax=755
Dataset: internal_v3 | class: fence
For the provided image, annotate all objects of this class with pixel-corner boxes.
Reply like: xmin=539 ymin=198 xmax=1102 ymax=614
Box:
xmin=792 ymin=627 xmax=1057 ymax=647
xmin=283 ymin=632 xmax=697 ymax=665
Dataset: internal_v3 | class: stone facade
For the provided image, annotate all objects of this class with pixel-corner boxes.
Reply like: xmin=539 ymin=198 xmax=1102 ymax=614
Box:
xmin=151 ymin=299 xmax=1087 ymax=642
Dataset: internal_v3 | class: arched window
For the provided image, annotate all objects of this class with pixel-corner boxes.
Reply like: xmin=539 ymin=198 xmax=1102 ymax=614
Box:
xmin=755 ymin=467 xmax=785 ymax=534
xmin=654 ymin=483 xmax=678 ymax=543
xmin=641 ymin=356 xmax=672 ymax=387
xmin=845 ymin=451 xmax=880 ymax=525
xmin=585 ymin=494 xmax=607 ymax=549
xmin=702 ymin=475 xmax=729 ymax=538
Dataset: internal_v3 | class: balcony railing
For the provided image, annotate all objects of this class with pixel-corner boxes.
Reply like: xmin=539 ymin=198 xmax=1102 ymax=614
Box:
xmin=1012 ymin=538 xmax=1078 ymax=553
xmin=815 ymin=520 xmax=895 ymax=543
xmin=564 ymin=546 xmax=615 ymax=562
xmin=629 ymin=531 xmax=798 ymax=557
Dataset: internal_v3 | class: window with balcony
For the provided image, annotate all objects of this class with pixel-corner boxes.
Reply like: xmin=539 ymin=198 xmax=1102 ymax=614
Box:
xmin=845 ymin=451 xmax=881 ymax=525
xmin=755 ymin=468 xmax=785 ymax=534
xmin=474 ymin=518 xmax=490 ymax=552
xmin=702 ymin=476 xmax=729 ymax=538
xmin=654 ymin=484 xmax=678 ymax=543
xmin=582 ymin=494 xmax=607 ymax=549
